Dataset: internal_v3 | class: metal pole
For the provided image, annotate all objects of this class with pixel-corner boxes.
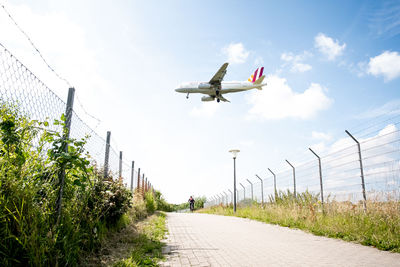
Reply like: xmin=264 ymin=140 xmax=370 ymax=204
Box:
xmin=56 ymin=87 xmax=75 ymax=221
xmin=142 ymin=176 xmax=146 ymax=193
xmin=233 ymin=157 xmax=237 ymax=212
xmin=224 ymin=191 xmax=228 ymax=205
xmin=345 ymin=130 xmax=367 ymax=212
xmin=239 ymin=183 xmax=246 ymax=200
xmin=309 ymin=148 xmax=324 ymax=208
xmin=228 ymin=189 xmax=233 ymax=204
xmin=130 ymin=161 xmax=135 ymax=192
xmin=255 ymin=174 xmax=264 ymax=205
xmin=104 ymin=131 xmax=111 ymax=179
xmin=137 ymin=168 xmax=141 ymax=191
xmin=268 ymin=168 xmax=277 ymax=200
xmin=246 ymin=179 xmax=254 ymax=201
xmin=119 ymin=151 xmax=123 ymax=179
xmin=285 ymin=160 xmax=296 ymax=198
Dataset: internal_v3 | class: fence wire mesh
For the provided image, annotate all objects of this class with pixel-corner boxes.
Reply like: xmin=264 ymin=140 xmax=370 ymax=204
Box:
xmin=205 ymin=119 xmax=400 ymax=208
xmin=0 ymin=43 xmax=147 ymax=192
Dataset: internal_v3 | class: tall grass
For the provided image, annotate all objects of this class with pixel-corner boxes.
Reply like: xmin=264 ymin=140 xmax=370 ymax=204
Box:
xmin=0 ymin=103 xmax=132 ymax=266
xmin=200 ymin=190 xmax=400 ymax=253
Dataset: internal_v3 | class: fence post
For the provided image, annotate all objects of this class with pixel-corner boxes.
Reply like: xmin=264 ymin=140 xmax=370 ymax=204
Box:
xmin=137 ymin=168 xmax=141 ymax=192
xmin=56 ymin=87 xmax=75 ymax=221
xmin=285 ymin=160 xmax=296 ymax=198
xmin=246 ymin=179 xmax=254 ymax=201
xmin=104 ymin=131 xmax=111 ymax=179
xmin=309 ymin=148 xmax=324 ymax=209
xmin=268 ymin=168 xmax=277 ymax=200
xmin=142 ymin=174 xmax=145 ymax=194
xmin=255 ymin=174 xmax=264 ymax=205
xmin=345 ymin=130 xmax=367 ymax=212
xmin=228 ymin=189 xmax=233 ymax=204
xmin=119 ymin=151 xmax=123 ymax=179
xmin=239 ymin=183 xmax=246 ymax=200
xmin=224 ymin=191 xmax=229 ymax=205
xmin=220 ymin=193 xmax=225 ymax=205
xmin=130 ymin=161 xmax=135 ymax=192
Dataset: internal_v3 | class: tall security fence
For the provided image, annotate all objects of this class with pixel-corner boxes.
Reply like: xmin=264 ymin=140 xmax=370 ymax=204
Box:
xmin=0 ymin=42 xmax=153 ymax=194
xmin=205 ymin=115 xmax=400 ymax=211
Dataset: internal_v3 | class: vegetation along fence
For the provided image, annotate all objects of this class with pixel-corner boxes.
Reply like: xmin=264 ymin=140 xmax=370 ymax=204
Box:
xmin=0 ymin=42 xmax=152 ymax=195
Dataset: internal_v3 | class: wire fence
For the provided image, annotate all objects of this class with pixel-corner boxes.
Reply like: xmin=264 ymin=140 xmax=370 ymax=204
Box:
xmin=205 ymin=113 xmax=400 ymax=209
xmin=0 ymin=42 xmax=152 ymax=194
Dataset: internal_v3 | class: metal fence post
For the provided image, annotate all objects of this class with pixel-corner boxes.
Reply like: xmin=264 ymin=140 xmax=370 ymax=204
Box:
xmin=255 ymin=174 xmax=264 ymax=205
xmin=130 ymin=161 xmax=135 ymax=192
xmin=104 ymin=131 xmax=111 ymax=179
xmin=56 ymin=87 xmax=75 ymax=221
xmin=309 ymin=148 xmax=324 ymax=208
xmin=119 ymin=151 xmax=123 ymax=179
xmin=137 ymin=168 xmax=141 ymax=192
xmin=268 ymin=168 xmax=277 ymax=200
xmin=246 ymin=179 xmax=253 ymax=201
xmin=239 ymin=183 xmax=246 ymax=200
xmin=285 ymin=160 xmax=296 ymax=198
xmin=220 ymin=193 xmax=225 ymax=205
xmin=224 ymin=191 xmax=228 ymax=205
xmin=345 ymin=130 xmax=367 ymax=212
xmin=142 ymin=176 xmax=146 ymax=194
xmin=228 ymin=189 xmax=233 ymax=204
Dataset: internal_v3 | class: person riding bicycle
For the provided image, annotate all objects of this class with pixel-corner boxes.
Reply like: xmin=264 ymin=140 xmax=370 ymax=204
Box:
xmin=188 ymin=196 xmax=195 ymax=212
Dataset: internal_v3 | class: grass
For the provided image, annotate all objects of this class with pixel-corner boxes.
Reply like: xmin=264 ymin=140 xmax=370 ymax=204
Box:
xmin=113 ymin=212 xmax=168 ymax=267
xmin=199 ymin=191 xmax=400 ymax=253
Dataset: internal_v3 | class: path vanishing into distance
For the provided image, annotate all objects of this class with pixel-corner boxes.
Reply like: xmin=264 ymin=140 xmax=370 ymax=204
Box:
xmin=160 ymin=213 xmax=400 ymax=267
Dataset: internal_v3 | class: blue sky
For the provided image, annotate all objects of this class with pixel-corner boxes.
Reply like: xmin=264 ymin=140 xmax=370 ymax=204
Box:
xmin=1 ymin=0 xmax=399 ymax=203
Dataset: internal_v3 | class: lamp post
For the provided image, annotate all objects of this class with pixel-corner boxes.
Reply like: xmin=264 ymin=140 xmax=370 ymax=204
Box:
xmin=229 ymin=149 xmax=240 ymax=213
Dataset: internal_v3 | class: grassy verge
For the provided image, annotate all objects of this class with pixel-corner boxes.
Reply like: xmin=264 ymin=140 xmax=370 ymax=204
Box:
xmin=199 ymin=192 xmax=400 ymax=253
xmin=114 ymin=212 xmax=167 ymax=267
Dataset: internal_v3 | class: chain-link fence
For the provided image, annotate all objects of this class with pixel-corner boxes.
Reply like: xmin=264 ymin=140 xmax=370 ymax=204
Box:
xmin=0 ymin=43 xmax=152 ymax=193
xmin=205 ymin=114 xmax=400 ymax=209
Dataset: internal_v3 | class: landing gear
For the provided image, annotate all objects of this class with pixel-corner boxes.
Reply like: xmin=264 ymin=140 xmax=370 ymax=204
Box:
xmin=217 ymin=98 xmax=220 ymax=103
xmin=186 ymin=93 xmax=189 ymax=99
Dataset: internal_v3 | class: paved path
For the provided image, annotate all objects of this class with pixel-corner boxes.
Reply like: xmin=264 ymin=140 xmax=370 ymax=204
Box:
xmin=160 ymin=212 xmax=400 ymax=267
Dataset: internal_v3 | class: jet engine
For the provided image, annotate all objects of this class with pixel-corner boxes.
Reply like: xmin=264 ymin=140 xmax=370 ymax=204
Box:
xmin=198 ymin=83 xmax=211 ymax=89
xmin=201 ymin=96 xmax=215 ymax=102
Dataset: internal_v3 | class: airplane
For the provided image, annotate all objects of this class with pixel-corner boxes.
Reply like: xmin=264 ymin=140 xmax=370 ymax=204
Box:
xmin=175 ymin=63 xmax=267 ymax=103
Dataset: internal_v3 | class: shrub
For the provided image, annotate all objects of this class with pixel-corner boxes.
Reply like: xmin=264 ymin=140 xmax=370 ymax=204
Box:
xmin=0 ymin=103 xmax=133 ymax=266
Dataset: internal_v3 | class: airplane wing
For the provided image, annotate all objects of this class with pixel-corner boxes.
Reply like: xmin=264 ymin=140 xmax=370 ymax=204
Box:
xmin=209 ymin=62 xmax=229 ymax=85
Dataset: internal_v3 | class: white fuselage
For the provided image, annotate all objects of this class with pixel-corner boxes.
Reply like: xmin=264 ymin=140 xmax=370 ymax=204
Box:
xmin=175 ymin=81 xmax=260 ymax=95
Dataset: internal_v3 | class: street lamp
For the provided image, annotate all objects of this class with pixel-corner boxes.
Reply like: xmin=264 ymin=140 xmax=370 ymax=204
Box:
xmin=229 ymin=149 xmax=240 ymax=212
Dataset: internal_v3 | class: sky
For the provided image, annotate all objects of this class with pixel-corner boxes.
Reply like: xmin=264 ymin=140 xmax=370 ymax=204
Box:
xmin=0 ymin=0 xmax=399 ymax=203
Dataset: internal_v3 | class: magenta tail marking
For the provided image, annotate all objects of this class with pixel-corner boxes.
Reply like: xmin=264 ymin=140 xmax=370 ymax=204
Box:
xmin=252 ymin=68 xmax=259 ymax=83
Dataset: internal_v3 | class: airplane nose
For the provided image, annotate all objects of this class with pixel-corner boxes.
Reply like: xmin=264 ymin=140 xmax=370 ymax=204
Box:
xmin=175 ymin=88 xmax=183 ymax=92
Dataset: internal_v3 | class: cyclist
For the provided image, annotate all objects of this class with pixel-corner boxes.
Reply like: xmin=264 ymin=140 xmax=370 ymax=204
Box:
xmin=188 ymin=196 xmax=195 ymax=212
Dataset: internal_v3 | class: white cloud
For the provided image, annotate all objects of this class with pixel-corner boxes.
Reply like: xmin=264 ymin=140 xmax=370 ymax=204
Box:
xmin=314 ymin=33 xmax=346 ymax=60
xmin=312 ymin=131 xmax=332 ymax=141
xmin=222 ymin=42 xmax=249 ymax=64
xmin=367 ymin=51 xmax=400 ymax=81
xmin=281 ymin=51 xmax=312 ymax=73
xmin=247 ymin=75 xmax=333 ymax=120
xmin=190 ymin=102 xmax=220 ymax=117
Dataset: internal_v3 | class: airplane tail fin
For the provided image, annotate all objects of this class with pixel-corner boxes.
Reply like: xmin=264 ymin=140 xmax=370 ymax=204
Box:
xmin=254 ymin=75 xmax=266 ymax=90
xmin=248 ymin=67 xmax=264 ymax=83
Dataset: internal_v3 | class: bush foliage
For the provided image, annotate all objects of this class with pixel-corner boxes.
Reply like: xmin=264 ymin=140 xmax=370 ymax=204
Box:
xmin=0 ymin=103 xmax=132 ymax=266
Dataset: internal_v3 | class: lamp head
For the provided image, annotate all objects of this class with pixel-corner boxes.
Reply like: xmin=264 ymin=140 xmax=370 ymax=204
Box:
xmin=229 ymin=149 xmax=240 ymax=159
